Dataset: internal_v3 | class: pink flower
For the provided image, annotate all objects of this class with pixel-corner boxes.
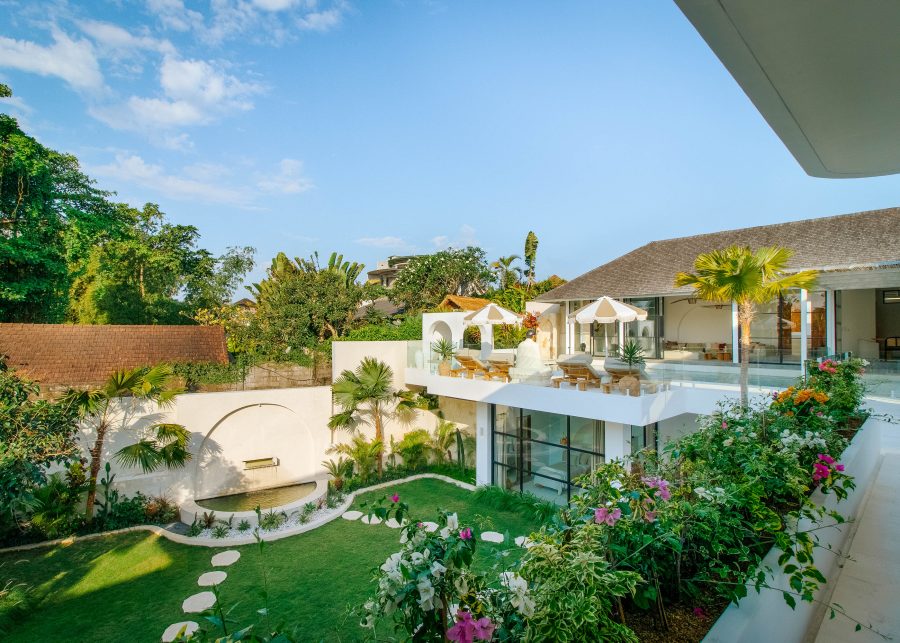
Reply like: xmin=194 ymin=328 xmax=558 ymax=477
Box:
xmin=644 ymin=511 xmax=657 ymax=523
xmin=594 ymin=506 xmax=622 ymax=526
xmin=818 ymin=454 xmax=835 ymax=464
xmin=812 ymin=462 xmax=830 ymax=482
xmin=447 ymin=610 xmax=494 ymax=643
xmin=721 ymin=420 xmax=728 ymax=429
xmin=693 ymin=607 xmax=706 ymax=619
xmin=459 ymin=527 xmax=473 ymax=540
xmin=391 ymin=493 xmax=400 ymax=503
xmin=642 ymin=476 xmax=671 ymax=501
xmin=835 ymin=464 xmax=845 ymax=472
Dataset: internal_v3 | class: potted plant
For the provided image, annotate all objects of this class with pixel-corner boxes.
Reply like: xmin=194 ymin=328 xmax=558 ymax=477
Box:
xmin=619 ymin=340 xmax=646 ymax=374
xmin=430 ymin=338 xmax=456 ymax=376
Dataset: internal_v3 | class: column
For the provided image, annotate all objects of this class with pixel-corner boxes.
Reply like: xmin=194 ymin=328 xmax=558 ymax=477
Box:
xmin=480 ymin=323 xmax=493 ymax=360
xmin=731 ymin=301 xmax=740 ymax=364
xmin=604 ymin=422 xmax=628 ymax=461
xmin=800 ymin=289 xmax=809 ymax=369
xmin=566 ymin=302 xmax=575 ymax=354
xmin=825 ymin=290 xmax=836 ymax=355
xmin=475 ymin=402 xmax=491 ymax=486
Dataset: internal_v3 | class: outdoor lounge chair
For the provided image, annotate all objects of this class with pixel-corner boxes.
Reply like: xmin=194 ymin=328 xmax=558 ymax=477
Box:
xmin=486 ymin=353 xmax=514 ymax=382
xmin=452 ymin=354 xmax=490 ymax=379
xmin=552 ymin=362 xmax=604 ymax=391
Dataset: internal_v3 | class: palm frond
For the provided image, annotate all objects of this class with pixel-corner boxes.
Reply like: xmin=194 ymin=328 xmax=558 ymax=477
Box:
xmin=114 ymin=440 xmax=163 ymax=473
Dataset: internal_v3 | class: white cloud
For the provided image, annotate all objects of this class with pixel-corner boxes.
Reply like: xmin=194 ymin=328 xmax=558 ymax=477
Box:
xmin=432 ymin=224 xmax=479 ymax=249
xmin=252 ymin=0 xmax=300 ymax=11
xmin=159 ymin=132 xmax=194 ymax=151
xmin=355 ymin=236 xmax=408 ymax=249
xmin=256 ymin=158 xmax=314 ymax=194
xmin=91 ymin=55 xmax=262 ymax=131
xmin=77 ymin=20 xmax=175 ymax=57
xmin=145 ymin=0 xmax=204 ymax=32
xmin=0 ymin=28 xmax=104 ymax=93
xmin=297 ymin=7 xmax=344 ymax=31
xmin=92 ymin=153 xmax=250 ymax=205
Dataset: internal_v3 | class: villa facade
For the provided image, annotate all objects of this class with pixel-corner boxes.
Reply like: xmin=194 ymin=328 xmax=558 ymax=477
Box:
xmin=405 ymin=207 xmax=900 ymax=503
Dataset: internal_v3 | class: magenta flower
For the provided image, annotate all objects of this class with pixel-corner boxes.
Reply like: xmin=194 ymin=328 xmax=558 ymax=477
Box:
xmin=812 ymin=462 xmax=830 ymax=482
xmin=693 ymin=607 xmax=706 ymax=619
xmin=391 ymin=493 xmax=400 ymax=503
xmin=835 ymin=463 xmax=845 ymax=472
xmin=818 ymin=454 xmax=835 ymax=465
xmin=459 ymin=527 xmax=473 ymax=540
xmin=447 ymin=610 xmax=494 ymax=643
xmin=594 ymin=506 xmax=622 ymax=526
xmin=642 ymin=476 xmax=671 ymax=501
xmin=721 ymin=420 xmax=728 ymax=429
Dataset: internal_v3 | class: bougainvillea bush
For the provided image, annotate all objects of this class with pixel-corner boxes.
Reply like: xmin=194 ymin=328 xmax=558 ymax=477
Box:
xmin=359 ymin=357 xmax=868 ymax=641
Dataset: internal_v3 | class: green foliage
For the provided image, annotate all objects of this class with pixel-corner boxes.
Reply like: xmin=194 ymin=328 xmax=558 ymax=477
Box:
xmin=394 ymin=428 xmax=432 ymax=469
xmin=471 ymin=485 xmax=558 ymax=524
xmin=237 ymin=519 xmax=252 ymax=533
xmin=322 ymin=457 xmax=354 ymax=490
xmin=0 ymin=361 xmax=81 ymax=538
xmin=492 ymin=254 xmax=523 ymax=290
xmin=170 ymin=359 xmax=249 ymax=389
xmin=619 ymin=340 xmax=646 ymax=368
xmin=524 ymin=231 xmax=539 ymax=286
xmin=430 ymin=337 xmax=456 ymax=361
xmin=258 ymin=510 xmax=287 ymax=531
xmin=341 ymin=314 xmax=423 ymax=341
xmin=27 ymin=473 xmax=84 ymax=539
xmin=329 ymin=435 xmax=384 ymax=482
xmin=390 ymin=247 xmax=494 ymax=312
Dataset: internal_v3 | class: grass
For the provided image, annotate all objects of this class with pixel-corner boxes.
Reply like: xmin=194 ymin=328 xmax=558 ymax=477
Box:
xmin=0 ymin=478 xmax=543 ymax=642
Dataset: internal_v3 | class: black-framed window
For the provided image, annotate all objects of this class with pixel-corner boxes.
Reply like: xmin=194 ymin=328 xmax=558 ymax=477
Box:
xmin=490 ymin=404 xmax=605 ymax=505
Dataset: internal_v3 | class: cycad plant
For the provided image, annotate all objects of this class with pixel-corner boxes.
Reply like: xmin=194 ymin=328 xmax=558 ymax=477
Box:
xmin=62 ymin=365 xmax=190 ymax=519
xmin=619 ymin=340 xmax=646 ymax=372
xmin=328 ymin=357 xmax=417 ymax=475
xmin=328 ymin=435 xmax=384 ymax=481
xmin=675 ymin=246 xmax=817 ymax=405
xmin=321 ymin=457 xmax=354 ymax=490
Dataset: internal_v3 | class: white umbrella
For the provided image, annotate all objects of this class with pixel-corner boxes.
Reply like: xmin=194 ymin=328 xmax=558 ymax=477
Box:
xmin=464 ymin=303 xmax=521 ymax=326
xmin=568 ymin=296 xmax=648 ymax=324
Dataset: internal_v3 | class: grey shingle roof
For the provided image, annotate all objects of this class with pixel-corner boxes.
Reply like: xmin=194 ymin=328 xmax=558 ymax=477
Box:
xmin=536 ymin=207 xmax=900 ymax=302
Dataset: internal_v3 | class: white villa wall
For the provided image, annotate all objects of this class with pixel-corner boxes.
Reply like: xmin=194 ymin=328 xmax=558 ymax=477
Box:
xmin=75 ymin=386 xmax=335 ymax=505
xmin=840 ymin=288 xmax=877 ymax=358
xmin=663 ymin=297 xmax=731 ymax=345
xmin=657 ymin=413 xmax=699 ymax=447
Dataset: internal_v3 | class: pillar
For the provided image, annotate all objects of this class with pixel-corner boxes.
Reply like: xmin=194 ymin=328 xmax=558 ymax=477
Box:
xmin=475 ymin=402 xmax=491 ymax=486
xmin=800 ymin=289 xmax=809 ymax=369
xmin=731 ymin=301 xmax=740 ymax=364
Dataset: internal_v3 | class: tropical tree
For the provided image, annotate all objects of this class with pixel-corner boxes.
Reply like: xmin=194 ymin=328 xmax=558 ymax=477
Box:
xmin=328 ymin=357 xmax=417 ymax=475
xmin=390 ymin=247 xmax=494 ymax=312
xmin=524 ymin=231 xmax=539 ymax=287
xmin=428 ymin=420 xmax=458 ymax=464
xmin=674 ymin=246 xmax=817 ymax=405
xmin=327 ymin=435 xmax=383 ymax=481
xmin=62 ymin=365 xmax=191 ymax=519
xmin=491 ymin=255 xmax=523 ymax=290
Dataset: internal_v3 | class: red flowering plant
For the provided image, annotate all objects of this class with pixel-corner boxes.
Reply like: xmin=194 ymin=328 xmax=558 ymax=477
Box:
xmin=804 ymin=357 xmax=868 ymax=424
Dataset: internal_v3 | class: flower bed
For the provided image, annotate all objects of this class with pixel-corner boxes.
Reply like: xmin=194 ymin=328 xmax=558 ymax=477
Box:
xmin=354 ymin=358 xmax=872 ymax=642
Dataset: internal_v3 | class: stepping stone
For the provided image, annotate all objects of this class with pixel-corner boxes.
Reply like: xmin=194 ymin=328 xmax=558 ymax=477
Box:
xmin=198 ymin=571 xmax=227 ymax=587
xmin=384 ymin=518 xmax=402 ymax=529
xmin=514 ymin=536 xmax=534 ymax=548
xmin=421 ymin=521 xmax=438 ymax=533
xmin=182 ymin=591 xmax=216 ymax=613
xmin=342 ymin=510 xmax=362 ymax=521
xmin=162 ymin=621 xmax=198 ymax=642
xmin=481 ymin=531 xmax=504 ymax=544
xmin=360 ymin=514 xmax=382 ymax=525
xmin=211 ymin=550 xmax=240 ymax=567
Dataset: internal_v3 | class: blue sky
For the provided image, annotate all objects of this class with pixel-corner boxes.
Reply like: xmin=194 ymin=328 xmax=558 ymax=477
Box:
xmin=2 ymin=1 xmax=899 ymax=288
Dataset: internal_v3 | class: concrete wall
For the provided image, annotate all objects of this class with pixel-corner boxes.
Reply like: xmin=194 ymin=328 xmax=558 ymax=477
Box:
xmin=658 ymin=413 xmax=699 ymax=447
xmin=663 ymin=297 xmax=731 ymax=345
xmin=840 ymin=289 xmax=877 ymax=358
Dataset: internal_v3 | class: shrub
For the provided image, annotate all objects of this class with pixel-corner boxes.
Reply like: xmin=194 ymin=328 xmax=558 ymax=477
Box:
xmin=237 ymin=519 xmax=252 ymax=533
xmin=144 ymin=495 xmax=178 ymax=524
xmin=471 ymin=486 xmax=557 ymax=524
xmin=394 ymin=429 xmax=432 ymax=469
xmin=341 ymin=315 xmax=423 ymax=341
xmin=212 ymin=524 xmax=229 ymax=539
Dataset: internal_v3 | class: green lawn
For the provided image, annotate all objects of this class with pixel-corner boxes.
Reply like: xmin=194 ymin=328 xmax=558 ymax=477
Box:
xmin=0 ymin=478 xmax=541 ymax=642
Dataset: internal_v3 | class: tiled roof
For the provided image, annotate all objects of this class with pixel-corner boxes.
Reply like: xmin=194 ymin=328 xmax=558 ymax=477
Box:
xmin=0 ymin=324 xmax=229 ymax=387
xmin=537 ymin=207 xmax=900 ymax=302
xmin=437 ymin=295 xmax=491 ymax=311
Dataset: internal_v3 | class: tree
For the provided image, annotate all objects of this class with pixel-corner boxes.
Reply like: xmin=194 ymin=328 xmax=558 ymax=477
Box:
xmin=390 ymin=247 xmax=494 ymax=312
xmin=62 ymin=365 xmax=191 ymax=519
xmin=0 ymin=360 xmax=80 ymax=529
xmin=491 ymin=255 xmax=523 ymax=290
xmin=327 ymin=357 xmax=417 ymax=475
xmin=1 ymin=113 xmax=122 ymax=322
xmin=524 ymin=231 xmax=539 ymax=287
xmin=69 ymin=203 xmax=254 ymax=324
xmin=674 ymin=246 xmax=817 ymax=405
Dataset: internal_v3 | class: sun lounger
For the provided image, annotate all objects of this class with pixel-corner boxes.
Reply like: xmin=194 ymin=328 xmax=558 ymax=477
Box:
xmin=486 ymin=353 xmax=514 ymax=382
xmin=452 ymin=354 xmax=490 ymax=379
xmin=552 ymin=362 xmax=604 ymax=391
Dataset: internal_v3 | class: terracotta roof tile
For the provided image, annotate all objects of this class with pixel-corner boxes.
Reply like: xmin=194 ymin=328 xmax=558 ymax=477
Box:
xmin=0 ymin=324 xmax=228 ymax=387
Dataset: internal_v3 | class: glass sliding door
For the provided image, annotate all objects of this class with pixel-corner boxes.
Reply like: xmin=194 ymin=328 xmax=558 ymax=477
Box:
xmin=491 ymin=405 xmax=605 ymax=504
xmin=624 ymin=297 xmax=662 ymax=358
xmin=743 ymin=290 xmax=827 ymax=364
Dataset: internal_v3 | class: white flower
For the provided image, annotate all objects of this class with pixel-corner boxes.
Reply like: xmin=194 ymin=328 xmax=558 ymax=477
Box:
xmin=454 ymin=575 xmax=469 ymax=596
xmin=439 ymin=527 xmax=451 ymax=539
xmin=446 ymin=513 xmax=459 ymax=530
xmin=501 ymin=572 xmax=534 ymax=616
xmin=722 ymin=438 xmax=734 ymax=447
xmin=430 ymin=561 xmax=447 ymax=579
xmin=417 ymin=577 xmax=435 ymax=611
xmin=380 ymin=552 xmax=402 ymax=574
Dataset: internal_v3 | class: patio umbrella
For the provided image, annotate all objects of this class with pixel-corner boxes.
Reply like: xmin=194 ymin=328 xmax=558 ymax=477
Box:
xmin=463 ymin=303 xmax=522 ymax=326
xmin=568 ymin=296 xmax=648 ymax=324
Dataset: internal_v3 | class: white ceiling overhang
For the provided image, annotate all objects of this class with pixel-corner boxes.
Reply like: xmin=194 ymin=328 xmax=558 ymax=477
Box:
xmin=675 ymin=0 xmax=900 ymax=178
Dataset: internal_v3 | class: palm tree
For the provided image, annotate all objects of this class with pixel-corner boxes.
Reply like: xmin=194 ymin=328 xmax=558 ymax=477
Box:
xmin=675 ymin=246 xmax=817 ymax=406
xmin=491 ymin=255 xmax=523 ymax=290
xmin=524 ymin=231 xmax=539 ymax=287
xmin=327 ymin=357 xmax=417 ymax=475
xmin=62 ymin=365 xmax=191 ymax=519
xmin=429 ymin=420 xmax=458 ymax=464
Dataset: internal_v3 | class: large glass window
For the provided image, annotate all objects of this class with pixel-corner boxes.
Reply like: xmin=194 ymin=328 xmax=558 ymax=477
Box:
xmin=624 ymin=297 xmax=663 ymax=359
xmin=743 ymin=290 xmax=826 ymax=364
xmin=491 ymin=406 xmax=605 ymax=504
